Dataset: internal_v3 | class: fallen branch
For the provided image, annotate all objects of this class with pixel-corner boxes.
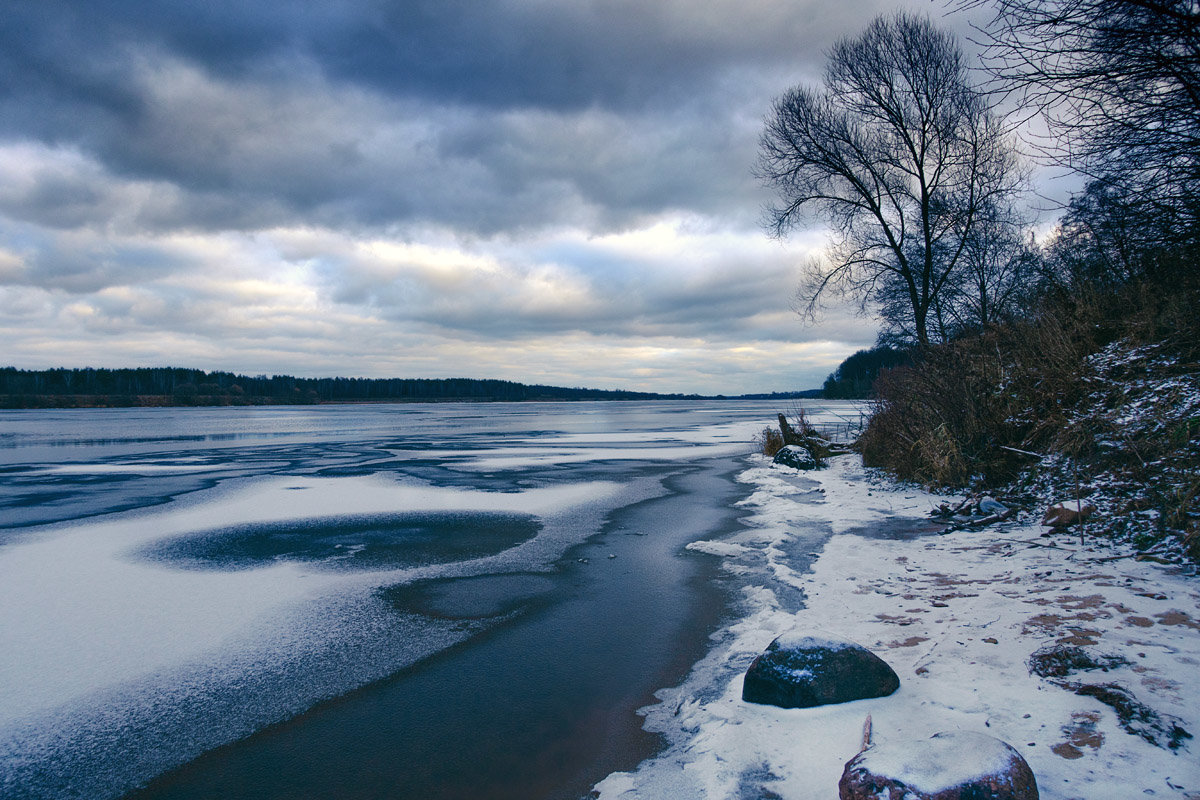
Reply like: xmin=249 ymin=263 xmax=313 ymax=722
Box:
xmin=942 ymin=507 xmax=1016 ymax=532
xmin=932 ymin=495 xmax=976 ymax=518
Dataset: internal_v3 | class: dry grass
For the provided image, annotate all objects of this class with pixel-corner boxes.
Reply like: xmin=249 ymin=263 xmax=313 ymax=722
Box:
xmin=858 ymin=270 xmax=1200 ymax=562
xmin=756 ymin=427 xmax=785 ymax=457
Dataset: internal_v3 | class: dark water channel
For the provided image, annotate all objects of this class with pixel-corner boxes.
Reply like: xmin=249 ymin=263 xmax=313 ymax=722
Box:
xmin=128 ymin=457 xmax=746 ymax=800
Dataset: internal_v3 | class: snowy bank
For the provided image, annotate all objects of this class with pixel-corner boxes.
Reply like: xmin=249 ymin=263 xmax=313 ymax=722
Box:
xmin=595 ymin=454 xmax=1200 ymax=800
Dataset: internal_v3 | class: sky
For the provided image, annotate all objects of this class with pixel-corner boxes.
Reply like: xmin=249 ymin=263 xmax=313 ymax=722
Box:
xmin=0 ymin=0 xmax=972 ymax=395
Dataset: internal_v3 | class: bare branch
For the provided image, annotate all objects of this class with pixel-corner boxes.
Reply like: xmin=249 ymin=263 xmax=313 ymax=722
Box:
xmin=759 ymin=12 xmax=1025 ymax=346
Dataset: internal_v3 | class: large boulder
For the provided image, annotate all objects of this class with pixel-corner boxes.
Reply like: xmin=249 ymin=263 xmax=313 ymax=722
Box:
xmin=839 ymin=731 xmax=1039 ymax=800
xmin=742 ymin=632 xmax=899 ymax=708
xmin=773 ymin=444 xmax=821 ymax=470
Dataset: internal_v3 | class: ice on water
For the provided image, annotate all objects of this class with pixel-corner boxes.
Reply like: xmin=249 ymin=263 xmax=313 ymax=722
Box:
xmin=1 ymin=400 xmax=850 ymax=799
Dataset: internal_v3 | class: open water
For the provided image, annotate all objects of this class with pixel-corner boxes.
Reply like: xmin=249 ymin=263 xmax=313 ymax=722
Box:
xmin=0 ymin=400 xmax=862 ymax=799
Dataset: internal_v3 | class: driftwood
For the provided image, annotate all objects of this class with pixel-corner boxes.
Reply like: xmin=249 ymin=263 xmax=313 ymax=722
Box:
xmin=775 ymin=413 xmax=841 ymax=465
xmin=778 ymin=413 xmax=806 ymax=447
xmin=942 ymin=507 xmax=1016 ymax=532
xmin=933 ymin=496 xmax=976 ymax=518
xmin=934 ymin=494 xmax=1018 ymax=533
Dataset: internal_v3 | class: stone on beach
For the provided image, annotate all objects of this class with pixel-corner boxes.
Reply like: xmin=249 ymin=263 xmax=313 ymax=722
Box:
xmin=741 ymin=632 xmax=900 ymax=708
xmin=772 ymin=444 xmax=822 ymax=471
xmin=839 ymin=730 xmax=1039 ymax=800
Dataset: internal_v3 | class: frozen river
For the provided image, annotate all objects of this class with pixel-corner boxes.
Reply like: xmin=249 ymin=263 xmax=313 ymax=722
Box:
xmin=0 ymin=400 xmax=863 ymax=799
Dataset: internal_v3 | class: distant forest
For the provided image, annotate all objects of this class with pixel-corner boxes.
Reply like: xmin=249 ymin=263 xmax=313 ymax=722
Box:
xmin=821 ymin=346 xmax=912 ymax=399
xmin=0 ymin=367 xmax=817 ymax=408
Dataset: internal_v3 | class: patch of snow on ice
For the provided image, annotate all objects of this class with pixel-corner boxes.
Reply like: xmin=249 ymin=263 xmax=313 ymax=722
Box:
xmin=0 ymin=476 xmax=621 ymax=726
xmin=686 ymin=541 xmax=751 ymax=558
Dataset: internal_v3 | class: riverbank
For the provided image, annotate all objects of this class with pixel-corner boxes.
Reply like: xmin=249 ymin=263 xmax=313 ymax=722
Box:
xmin=595 ymin=454 xmax=1200 ymax=800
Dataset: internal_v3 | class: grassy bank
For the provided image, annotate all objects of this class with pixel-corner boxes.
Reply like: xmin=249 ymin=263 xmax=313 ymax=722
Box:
xmin=857 ymin=271 xmax=1200 ymax=564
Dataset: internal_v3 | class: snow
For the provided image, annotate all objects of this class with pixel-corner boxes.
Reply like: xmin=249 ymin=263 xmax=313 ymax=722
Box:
xmin=852 ymin=731 xmax=1020 ymax=794
xmin=771 ymin=632 xmax=858 ymax=653
xmin=594 ymin=453 xmax=1200 ymax=800
xmin=1033 ymin=335 xmax=1200 ymax=561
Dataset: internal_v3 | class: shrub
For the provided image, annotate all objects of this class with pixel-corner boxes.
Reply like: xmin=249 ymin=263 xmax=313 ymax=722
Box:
xmin=756 ymin=427 xmax=785 ymax=457
xmin=859 ymin=265 xmax=1200 ymax=562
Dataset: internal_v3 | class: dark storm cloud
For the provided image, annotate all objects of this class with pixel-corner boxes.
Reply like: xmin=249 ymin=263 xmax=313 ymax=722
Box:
xmin=0 ymin=0 xmax=911 ymax=236
xmin=4 ymin=0 xmax=856 ymax=111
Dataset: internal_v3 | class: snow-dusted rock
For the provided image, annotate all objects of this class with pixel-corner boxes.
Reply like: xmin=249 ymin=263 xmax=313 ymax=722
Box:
xmin=741 ymin=632 xmax=899 ymax=708
xmin=1040 ymin=501 xmax=1096 ymax=527
xmin=839 ymin=731 xmax=1039 ymax=800
xmin=772 ymin=444 xmax=821 ymax=470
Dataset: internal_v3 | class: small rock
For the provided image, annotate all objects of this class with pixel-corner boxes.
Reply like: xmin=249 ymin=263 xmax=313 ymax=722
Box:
xmin=839 ymin=731 xmax=1039 ymax=800
xmin=772 ymin=444 xmax=822 ymax=471
xmin=742 ymin=632 xmax=899 ymax=709
xmin=979 ymin=496 xmax=1008 ymax=514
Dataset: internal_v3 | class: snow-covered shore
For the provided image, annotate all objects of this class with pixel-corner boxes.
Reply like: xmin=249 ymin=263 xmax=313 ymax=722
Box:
xmin=595 ymin=454 xmax=1200 ymax=800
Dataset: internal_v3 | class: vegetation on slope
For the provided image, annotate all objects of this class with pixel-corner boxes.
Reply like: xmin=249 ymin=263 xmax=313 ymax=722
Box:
xmin=857 ymin=256 xmax=1200 ymax=563
xmin=759 ymin=2 xmax=1200 ymax=564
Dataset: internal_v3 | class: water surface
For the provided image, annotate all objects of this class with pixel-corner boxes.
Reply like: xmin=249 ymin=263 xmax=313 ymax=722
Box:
xmin=0 ymin=400 xmax=863 ymax=799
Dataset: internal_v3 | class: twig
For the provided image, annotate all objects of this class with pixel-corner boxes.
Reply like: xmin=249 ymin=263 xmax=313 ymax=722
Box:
xmin=1000 ymin=445 xmax=1045 ymax=459
xmin=1075 ymin=462 xmax=1085 ymax=547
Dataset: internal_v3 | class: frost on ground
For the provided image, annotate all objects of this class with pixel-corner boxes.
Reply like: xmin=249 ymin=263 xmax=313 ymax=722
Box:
xmin=1014 ymin=337 xmax=1200 ymax=562
xmin=594 ymin=454 xmax=1200 ymax=800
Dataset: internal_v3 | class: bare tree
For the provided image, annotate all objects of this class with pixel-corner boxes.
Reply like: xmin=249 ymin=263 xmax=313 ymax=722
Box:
xmin=759 ymin=13 xmax=1023 ymax=347
xmin=947 ymin=201 xmax=1040 ymax=331
xmin=1041 ymin=178 xmax=1185 ymax=291
xmin=967 ymin=0 xmax=1200 ymax=234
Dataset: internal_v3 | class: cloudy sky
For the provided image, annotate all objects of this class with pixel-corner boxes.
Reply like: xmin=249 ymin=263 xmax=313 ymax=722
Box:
xmin=1 ymin=0 xmax=968 ymax=394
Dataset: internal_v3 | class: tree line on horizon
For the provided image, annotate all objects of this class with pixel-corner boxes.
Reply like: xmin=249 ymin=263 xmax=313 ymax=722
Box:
xmin=0 ymin=366 xmax=826 ymax=408
xmin=0 ymin=367 xmax=710 ymax=408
